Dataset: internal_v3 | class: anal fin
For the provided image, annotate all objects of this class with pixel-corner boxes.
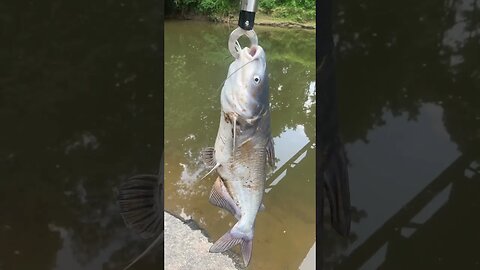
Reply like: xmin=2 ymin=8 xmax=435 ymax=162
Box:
xmin=209 ymin=177 xmax=241 ymax=220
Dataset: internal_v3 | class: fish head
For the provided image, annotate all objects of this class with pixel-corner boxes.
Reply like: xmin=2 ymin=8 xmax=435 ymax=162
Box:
xmin=222 ymin=45 xmax=269 ymax=121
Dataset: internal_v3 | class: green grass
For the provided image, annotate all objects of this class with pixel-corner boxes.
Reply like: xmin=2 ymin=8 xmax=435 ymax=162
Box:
xmin=167 ymin=0 xmax=315 ymax=23
xmin=260 ymin=0 xmax=315 ymax=22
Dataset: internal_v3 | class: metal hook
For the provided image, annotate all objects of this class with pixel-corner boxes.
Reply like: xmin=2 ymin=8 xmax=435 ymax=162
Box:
xmin=228 ymin=27 xmax=258 ymax=59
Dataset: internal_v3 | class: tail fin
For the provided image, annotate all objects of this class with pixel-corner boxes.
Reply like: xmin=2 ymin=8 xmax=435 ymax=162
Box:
xmin=209 ymin=225 xmax=253 ymax=267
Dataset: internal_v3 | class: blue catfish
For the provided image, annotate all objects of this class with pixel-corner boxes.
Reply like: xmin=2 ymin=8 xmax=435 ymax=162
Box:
xmin=201 ymin=44 xmax=275 ymax=267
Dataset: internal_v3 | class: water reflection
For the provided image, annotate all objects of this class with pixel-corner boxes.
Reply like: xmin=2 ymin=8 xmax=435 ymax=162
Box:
xmin=0 ymin=1 xmax=163 ymax=269
xmin=325 ymin=0 xmax=480 ymax=268
xmin=165 ymin=20 xmax=316 ymax=269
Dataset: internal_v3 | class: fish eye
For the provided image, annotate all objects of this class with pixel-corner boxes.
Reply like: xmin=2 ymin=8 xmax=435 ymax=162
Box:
xmin=253 ymin=75 xmax=261 ymax=84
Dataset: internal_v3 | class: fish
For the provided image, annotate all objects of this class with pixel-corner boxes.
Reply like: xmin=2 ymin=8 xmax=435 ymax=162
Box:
xmin=116 ymin=155 xmax=164 ymax=270
xmin=201 ymin=43 xmax=275 ymax=267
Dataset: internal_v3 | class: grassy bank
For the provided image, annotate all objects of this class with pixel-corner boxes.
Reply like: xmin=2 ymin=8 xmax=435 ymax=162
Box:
xmin=217 ymin=13 xmax=315 ymax=29
xmin=165 ymin=0 xmax=315 ymax=26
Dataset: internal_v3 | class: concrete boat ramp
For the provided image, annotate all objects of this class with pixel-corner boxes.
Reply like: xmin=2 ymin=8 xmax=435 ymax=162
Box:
xmin=164 ymin=211 xmax=239 ymax=270
xmin=164 ymin=211 xmax=315 ymax=270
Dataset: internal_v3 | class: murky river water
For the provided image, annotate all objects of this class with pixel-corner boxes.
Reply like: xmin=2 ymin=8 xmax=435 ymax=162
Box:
xmin=325 ymin=0 xmax=480 ymax=269
xmin=164 ymin=21 xmax=316 ymax=270
xmin=0 ymin=1 xmax=163 ymax=270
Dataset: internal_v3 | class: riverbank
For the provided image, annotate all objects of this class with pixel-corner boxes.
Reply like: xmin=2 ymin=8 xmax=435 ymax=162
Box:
xmin=164 ymin=211 xmax=240 ymax=270
xmin=165 ymin=13 xmax=315 ymax=30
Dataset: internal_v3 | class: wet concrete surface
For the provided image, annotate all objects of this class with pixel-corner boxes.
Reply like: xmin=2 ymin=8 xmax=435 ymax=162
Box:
xmin=164 ymin=212 xmax=238 ymax=270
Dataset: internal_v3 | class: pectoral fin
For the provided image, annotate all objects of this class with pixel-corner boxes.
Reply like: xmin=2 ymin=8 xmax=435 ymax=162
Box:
xmin=200 ymin=163 xmax=220 ymax=181
xmin=201 ymin=147 xmax=216 ymax=167
xmin=266 ymin=136 xmax=275 ymax=167
xmin=209 ymin=177 xmax=241 ymax=220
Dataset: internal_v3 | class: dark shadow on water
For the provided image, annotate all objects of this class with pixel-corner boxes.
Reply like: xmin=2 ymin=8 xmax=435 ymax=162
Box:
xmin=0 ymin=1 xmax=163 ymax=270
xmin=322 ymin=0 xmax=480 ymax=269
xmin=336 ymin=153 xmax=480 ymax=269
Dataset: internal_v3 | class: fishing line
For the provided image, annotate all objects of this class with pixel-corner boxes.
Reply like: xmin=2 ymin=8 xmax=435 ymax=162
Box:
xmin=214 ymin=54 xmax=257 ymax=94
xmin=122 ymin=232 xmax=164 ymax=270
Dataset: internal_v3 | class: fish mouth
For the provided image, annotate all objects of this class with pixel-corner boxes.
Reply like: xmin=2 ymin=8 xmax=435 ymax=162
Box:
xmin=245 ymin=45 xmax=263 ymax=60
xmin=249 ymin=46 xmax=257 ymax=57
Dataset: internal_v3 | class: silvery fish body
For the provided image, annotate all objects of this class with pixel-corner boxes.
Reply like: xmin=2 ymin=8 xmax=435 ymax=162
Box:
xmin=201 ymin=45 xmax=275 ymax=267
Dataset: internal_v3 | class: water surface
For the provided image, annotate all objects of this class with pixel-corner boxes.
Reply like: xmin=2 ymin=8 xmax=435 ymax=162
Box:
xmin=324 ymin=0 xmax=480 ymax=268
xmin=0 ymin=1 xmax=163 ymax=269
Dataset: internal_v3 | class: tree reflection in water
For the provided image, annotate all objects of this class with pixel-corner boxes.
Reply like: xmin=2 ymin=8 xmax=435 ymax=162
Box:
xmin=324 ymin=0 xmax=480 ymax=269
